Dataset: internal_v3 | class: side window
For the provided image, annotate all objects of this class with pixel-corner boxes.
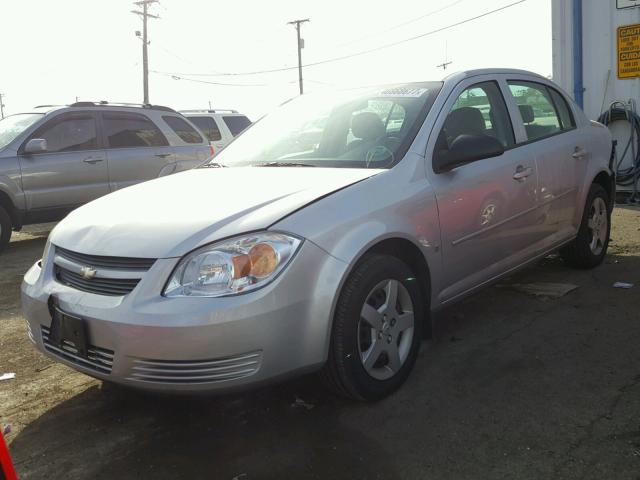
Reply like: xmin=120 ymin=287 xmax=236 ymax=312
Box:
xmin=30 ymin=114 xmax=97 ymax=153
xmin=438 ymin=81 xmax=515 ymax=151
xmin=508 ymin=81 xmax=562 ymax=141
xmin=103 ymin=112 xmax=169 ymax=148
xmin=548 ymin=88 xmax=576 ymax=130
xmin=222 ymin=116 xmax=252 ymax=137
xmin=186 ymin=116 xmax=221 ymax=141
xmin=163 ymin=116 xmax=203 ymax=144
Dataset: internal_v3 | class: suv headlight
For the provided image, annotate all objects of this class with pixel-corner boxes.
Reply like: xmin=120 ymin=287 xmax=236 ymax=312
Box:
xmin=163 ymin=232 xmax=302 ymax=298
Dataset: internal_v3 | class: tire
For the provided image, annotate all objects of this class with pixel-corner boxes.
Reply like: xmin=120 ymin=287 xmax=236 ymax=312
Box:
xmin=0 ymin=206 xmax=11 ymax=254
xmin=321 ymin=254 xmax=424 ymax=401
xmin=560 ymin=184 xmax=611 ymax=269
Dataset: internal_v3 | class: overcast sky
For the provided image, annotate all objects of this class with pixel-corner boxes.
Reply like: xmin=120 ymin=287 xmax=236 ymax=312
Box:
xmin=0 ymin=0 xmax=551 ymax=119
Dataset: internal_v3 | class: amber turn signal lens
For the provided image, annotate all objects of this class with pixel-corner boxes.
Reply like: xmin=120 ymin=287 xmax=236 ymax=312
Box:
xmin=231 ymin=254 xmax=251 ymax=279
xmin=249 ymin=243 xmax=278 ymax=278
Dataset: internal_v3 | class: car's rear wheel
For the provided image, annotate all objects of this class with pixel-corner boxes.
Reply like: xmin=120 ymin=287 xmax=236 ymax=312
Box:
xmin=560 ymin=184 xmax=611 ymax=269
xmin=0 ymin=206 xmax=11 ymax=253
xmin=321 ymin=254 xmax=424 ymax=401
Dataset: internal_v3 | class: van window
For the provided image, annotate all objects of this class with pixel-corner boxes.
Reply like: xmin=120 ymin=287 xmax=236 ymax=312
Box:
xmin=187 ymin=116 xmax=222 ymax=141
xmin=163 ymin=116 xmax=203 ymax=144
xmin=223 ymin=116 xmax=251 ymax=137
xmin=31 ymin=114 xmax=98 ymax=152
xmin=507 ymin=81 xmax=562 ymax=141
xmin=103 ymin=112 xmax=169 ymax=148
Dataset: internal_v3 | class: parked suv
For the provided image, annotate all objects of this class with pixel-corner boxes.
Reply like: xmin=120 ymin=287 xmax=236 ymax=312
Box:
xmin=181 ymin=110 xmax=251 ymax=155
xmin=0 ymin=102 xmax=212 ymax=252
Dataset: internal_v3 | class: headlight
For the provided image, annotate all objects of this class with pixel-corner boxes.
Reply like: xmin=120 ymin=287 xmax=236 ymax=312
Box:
xmin=163 ymin=232 xmax=302 ymax=298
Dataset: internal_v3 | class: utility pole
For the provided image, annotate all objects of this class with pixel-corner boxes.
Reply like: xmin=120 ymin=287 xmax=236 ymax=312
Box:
xmin=0 ymin=93 xmax=4 ymax=119
xmin=287 ymin=19 xmax=310 ymax=95
xmin=132 ymin=0 xmax=159 ymax=104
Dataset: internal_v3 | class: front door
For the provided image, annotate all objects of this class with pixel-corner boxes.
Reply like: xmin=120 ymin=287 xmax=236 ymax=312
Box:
xmin=18 ymin=111 xmax=108 ymax=212
xmin=426 ymin=80 xmax=539 ymax=303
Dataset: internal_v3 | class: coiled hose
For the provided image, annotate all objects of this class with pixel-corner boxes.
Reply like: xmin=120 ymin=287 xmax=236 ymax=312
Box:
xmin=597 ymin=104 xmax=640 ymax=201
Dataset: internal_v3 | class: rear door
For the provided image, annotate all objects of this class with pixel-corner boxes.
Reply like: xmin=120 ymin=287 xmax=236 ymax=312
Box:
xmin=18 ymin=111 xmax=109 ymax=211
xmin=101 ymin=111 xmax=174 ymax=191
xmin=505 ymin=79 xmax=586 ymax=243
xmin=426 ymin=78 xmax=539 ymax=302
xmin=161 ymin=115 xmax=209 ymax=172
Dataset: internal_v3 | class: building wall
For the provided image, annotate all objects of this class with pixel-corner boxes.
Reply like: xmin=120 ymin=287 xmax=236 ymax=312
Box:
xmin=552 ymin=0 xmax=640 ymax=120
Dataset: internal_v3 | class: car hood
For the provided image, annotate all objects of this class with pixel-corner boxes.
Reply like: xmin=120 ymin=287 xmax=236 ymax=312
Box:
xmin=50 ymin=167 xmax=382 ymax=258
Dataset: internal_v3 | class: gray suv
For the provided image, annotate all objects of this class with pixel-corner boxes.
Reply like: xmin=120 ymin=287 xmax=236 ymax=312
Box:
xmin=0 ymin=102 xmax=212 ymax=251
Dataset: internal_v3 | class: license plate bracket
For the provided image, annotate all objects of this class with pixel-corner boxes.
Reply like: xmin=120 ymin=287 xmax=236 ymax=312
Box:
xmin=49 ymin=306 xmax=89 ymax=358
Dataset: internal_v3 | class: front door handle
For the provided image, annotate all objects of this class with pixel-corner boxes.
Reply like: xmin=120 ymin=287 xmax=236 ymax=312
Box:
xmin=83 ymin=156 xmax=104 ymax=164
xmin=155 ymin=153 xmax=172 ymax=159
xmin=572 ymin=147 xmax=588 ymax=159
xmin=513 ymin=165 xmax=533 ymax=181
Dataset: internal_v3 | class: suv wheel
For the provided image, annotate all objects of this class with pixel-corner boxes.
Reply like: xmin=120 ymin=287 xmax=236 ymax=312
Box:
xmin=321 ymin=254 xmax=424 ymax=401
xmin=560 ymin=184 xmax=611 ymax=269
xmin=0 ymin=206 xmax=11 ymax=253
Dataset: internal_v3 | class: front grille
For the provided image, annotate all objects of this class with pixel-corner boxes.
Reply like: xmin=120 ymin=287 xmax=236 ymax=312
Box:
xmin=56 ymin=246 xmax=156 ymax=271
xmin=41 ymin=325 xmax=114 ymax=374
xmin=127 ymin=351 xmax=262 ymax=385
xmin=55 ymin=266 xmax=140 ymax=296
xmin=53 ymin=246 xmax=156 ymax=297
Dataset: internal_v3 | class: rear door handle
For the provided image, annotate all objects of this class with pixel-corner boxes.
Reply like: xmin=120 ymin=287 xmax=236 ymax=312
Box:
xmin=572 ymin=147 xmax=588 ymax=159
xmin=155 ymin=153 xmax=172 ymax=158
xmin=83 ymin=156 xmax=104 ymax=164
xmin=513 ymin=165 xmax=533 ymax=181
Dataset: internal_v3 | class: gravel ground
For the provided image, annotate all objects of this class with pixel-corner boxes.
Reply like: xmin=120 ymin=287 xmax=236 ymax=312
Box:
xmin=1 ymin=209 xmax=639 ymax=480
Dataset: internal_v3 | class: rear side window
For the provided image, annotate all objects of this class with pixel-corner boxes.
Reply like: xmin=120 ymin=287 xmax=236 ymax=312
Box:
xmin=163 ymin=116 xmax=203 ymax=144
xmin=223 ymin=116 xmax=251 ymax=137
xmin=548 ymin=88 xmax=576 ymax=130
xmin=103 ymin=112 xmax=169 ymax=148
xmin=507 ymin=81 xmax=563 ymax=141
xmin=31 ymin=114 xmax=98 ymax=153
xmin=186 ymin=116 xmax=221 ymax=141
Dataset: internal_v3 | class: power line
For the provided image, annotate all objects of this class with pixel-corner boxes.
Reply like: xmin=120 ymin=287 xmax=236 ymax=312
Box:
xmin=335 ymin=0 xmax=469 ymax=48
xmin=152 ymin=71 xmax=285 ymax=87
xmin=155 ymin=0 xmax=527 ymax=78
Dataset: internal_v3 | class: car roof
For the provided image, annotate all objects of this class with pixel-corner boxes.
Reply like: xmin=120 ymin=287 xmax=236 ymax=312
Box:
xmin=23 ymin=102 xmax=180 ymax=117
xmin=441 ymin=68 xmax=548 ymax=83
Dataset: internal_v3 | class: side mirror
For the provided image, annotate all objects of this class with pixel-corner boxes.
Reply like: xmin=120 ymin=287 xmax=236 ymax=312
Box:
xmin=24 ymin=138 xmax=48 ymax=154
xmin=433 ymin=134 xmax=504 ymax=173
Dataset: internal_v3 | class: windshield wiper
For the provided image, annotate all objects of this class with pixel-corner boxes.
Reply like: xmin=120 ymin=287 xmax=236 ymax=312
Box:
xmin=255 ymin=161 xmax=316 ymax=167
xmin=200 ymin=162 xmax=227 ymax=168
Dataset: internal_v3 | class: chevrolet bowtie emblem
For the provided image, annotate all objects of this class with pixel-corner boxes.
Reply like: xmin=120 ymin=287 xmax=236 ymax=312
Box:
xmin=80 ymin=266 xmax=97 ymax=280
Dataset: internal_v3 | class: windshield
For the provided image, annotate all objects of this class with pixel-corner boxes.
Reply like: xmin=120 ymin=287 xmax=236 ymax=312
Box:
xmin=0 ymin=113 xmax=43 ymax=150
xmin=208 ymin=82 xmax=442 ymax=169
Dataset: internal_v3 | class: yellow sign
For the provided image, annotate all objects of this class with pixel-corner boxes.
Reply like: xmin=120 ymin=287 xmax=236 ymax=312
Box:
xmin=618 ymin=23 xmax=640 ymax=78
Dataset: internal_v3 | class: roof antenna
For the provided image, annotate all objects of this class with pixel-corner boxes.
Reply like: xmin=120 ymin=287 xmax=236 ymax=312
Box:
xmin=437 ymin=41 xmax=453 ymax=71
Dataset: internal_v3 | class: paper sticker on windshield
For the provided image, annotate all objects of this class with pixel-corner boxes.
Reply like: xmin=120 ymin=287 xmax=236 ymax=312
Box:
xmin=378 ymin=87 xmax=428 ymax=98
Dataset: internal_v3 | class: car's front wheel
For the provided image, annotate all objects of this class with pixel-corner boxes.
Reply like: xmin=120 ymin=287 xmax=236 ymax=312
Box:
xmin=560 ymin=183 xmax=611 ymax=269
xmin=322 ymin=254 xmax=424 ymax=401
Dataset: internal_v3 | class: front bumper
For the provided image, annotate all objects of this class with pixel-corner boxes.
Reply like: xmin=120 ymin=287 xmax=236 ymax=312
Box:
xmin=21 ymin=240 xmax=346 ymax=392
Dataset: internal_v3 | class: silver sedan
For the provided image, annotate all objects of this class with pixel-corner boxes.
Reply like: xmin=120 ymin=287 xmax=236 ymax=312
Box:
xmin=22 ymin=69 xmax=614 ymax=400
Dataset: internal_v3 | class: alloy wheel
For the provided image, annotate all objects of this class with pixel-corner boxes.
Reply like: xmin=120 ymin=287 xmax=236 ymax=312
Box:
xmin=357 ymin=279 xmax=415 ymax=381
